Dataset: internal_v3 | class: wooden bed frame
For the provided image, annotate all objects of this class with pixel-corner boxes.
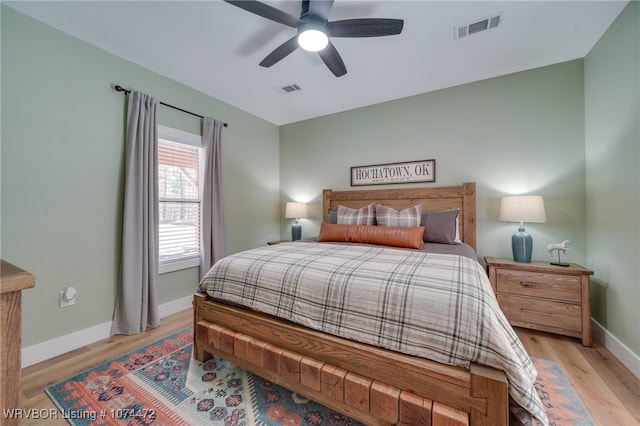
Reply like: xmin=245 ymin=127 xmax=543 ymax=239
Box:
xmin=194 ymin=182 xmax=510 ymax=425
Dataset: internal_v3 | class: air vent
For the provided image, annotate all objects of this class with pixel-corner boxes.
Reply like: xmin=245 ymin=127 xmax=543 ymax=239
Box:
xmin=455 ymin=13 xmax=503 ymax=40
xmin=277 ymin=84 xmax=302 ymax=94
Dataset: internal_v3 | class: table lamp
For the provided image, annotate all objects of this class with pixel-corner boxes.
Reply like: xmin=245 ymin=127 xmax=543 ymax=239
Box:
xmin=285 ymin=202 xmax=308 ymax=241
xmin=500 ymin=195 xmax=546 ymax=263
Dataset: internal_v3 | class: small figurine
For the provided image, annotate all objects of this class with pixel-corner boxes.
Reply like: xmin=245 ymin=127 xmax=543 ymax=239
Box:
xmin=547 ymin=240 xmax=570 ymax=267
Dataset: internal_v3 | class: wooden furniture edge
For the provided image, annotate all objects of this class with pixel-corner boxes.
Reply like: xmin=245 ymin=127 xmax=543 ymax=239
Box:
xmin=483 ymin=257 xmax=593 ymax=275
xmin=1 ymin=260 xmax=36 ymax=293
xmin=322 ymin=182 xmax=476 ymax=250
xmin=581 ymin=274 xmax=592 ymax=346
xmin=1 ymin=260 xmax=36 ymax=426
xmin=193 ymin=292 xmax=508 ymax=425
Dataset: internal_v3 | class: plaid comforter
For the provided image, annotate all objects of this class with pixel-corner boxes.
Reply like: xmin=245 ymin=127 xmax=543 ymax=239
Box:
xmin=199 ymin=242 xmax=547 ymax=425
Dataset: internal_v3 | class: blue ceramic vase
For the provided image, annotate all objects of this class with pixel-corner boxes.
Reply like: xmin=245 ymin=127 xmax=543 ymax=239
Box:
xmin=512 ymin=227 xmax=533 ymax=263
xmin=291 ymin=221 xmax=302 ymax=241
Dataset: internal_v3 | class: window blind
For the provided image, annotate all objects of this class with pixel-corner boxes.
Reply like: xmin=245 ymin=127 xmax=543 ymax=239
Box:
xmin=158 ymin=139 xmax=200 ymax=263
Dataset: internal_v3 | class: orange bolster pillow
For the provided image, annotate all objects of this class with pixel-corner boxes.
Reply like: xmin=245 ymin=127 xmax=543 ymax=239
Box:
xmin=318 ymin=223 xmax=425 ymax=249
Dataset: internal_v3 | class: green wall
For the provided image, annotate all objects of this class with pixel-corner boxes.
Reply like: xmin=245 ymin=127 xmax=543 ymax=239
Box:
xmin=1 ymin=6 xmax=281 ymax=347
xmin=585 ymin=2 xmax=640 ymax=356
xmin=280 ymin=60 xmax=587 ymax=267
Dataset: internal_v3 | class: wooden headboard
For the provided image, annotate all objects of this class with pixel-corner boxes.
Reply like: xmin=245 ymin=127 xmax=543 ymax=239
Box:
xmin=322 ymin=182 xmax=476 ymax=250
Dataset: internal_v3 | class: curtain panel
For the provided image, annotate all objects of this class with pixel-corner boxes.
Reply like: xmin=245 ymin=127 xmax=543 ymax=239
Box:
xmin=200 ymin=117 xmax=226 ymax=278
xmin=111 ymin=91 xmax=160 ymax=335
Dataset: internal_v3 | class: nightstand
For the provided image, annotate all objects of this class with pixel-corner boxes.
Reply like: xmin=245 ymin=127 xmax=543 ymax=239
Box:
xmin=485 ymin=257 xmax=593 ymax=346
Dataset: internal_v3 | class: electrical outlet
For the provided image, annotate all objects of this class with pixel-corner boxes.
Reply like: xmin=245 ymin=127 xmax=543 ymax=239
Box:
xmin=59 ymin=287 xmax=77 ymax=308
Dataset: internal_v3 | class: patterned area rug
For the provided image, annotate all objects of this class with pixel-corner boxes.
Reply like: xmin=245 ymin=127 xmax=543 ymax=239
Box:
xmin=522 ymin=358 xmax=594 ymax=426
xmin=46 ymin=328 xmax=593 ymax=426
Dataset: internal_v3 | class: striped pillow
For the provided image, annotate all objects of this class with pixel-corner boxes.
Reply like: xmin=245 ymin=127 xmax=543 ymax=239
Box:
xmin=337 ymin=203 xmax=376 ymax=225
xmin=376 ymin=204 xmax=422 ymax=227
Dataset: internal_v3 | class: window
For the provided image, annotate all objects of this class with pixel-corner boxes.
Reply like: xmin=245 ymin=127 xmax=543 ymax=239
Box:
xmin=157 ymin=125 xmax=201 ymax=273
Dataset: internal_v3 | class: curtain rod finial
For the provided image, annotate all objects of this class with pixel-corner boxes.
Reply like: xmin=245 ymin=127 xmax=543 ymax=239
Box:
xmin=114 ymin=84 xmax=130 ymax=95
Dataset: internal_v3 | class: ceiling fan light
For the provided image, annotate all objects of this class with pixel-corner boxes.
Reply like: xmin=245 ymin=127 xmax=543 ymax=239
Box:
xmin=298 ymin=29 xmax=328 ymax=52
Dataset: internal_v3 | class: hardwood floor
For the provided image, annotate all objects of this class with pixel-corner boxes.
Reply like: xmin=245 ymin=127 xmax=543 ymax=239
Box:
xmin=516 ymin=327 xmax=639 ymax=426
xmin=18 ymin=308 xmax=639 ymax=425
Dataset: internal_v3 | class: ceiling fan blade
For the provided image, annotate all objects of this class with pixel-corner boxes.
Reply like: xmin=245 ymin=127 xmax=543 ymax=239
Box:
xmin=318 ymin=42 xmax=347 ymax=77
xmin=307 ymin=0 xmax=334 ymax=20
xmin=259 ymin=36 xmax=299 ymax=67
xmin=328 ymin=18 xmax=404 ymax=37
xmin=224 ymin=0 xmax=300 ymax=28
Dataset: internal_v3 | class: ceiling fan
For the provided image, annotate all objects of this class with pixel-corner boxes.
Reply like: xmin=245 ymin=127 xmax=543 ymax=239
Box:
xmin=224 ymin=0 xmax=404 ymax=77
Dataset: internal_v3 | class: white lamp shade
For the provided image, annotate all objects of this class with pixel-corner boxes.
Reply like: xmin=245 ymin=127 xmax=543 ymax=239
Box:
xmin=499 ymin=195 xmax=546 ymax=223
xmin=285 ymin=202 xmax=308 ymax=219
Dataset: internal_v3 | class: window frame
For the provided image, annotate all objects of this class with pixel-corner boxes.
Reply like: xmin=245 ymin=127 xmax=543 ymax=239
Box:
xmin=157 ymin=125 xmax=202 ymax=275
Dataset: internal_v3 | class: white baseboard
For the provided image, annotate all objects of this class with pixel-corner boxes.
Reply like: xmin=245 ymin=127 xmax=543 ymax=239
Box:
xmin=157 ymin=294 xmax=193 ymax=318
xmin=21 ymin=295 xmax=193 ymax=368
xmin=592 ymin=318 xmax=640 ymax=379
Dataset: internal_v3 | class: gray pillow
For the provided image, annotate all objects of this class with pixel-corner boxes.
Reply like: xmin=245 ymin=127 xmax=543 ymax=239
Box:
xmin=420 ymin=209 xmax=459 ymax=244
xmin=327 ymin=209 xmax=337 ymax=224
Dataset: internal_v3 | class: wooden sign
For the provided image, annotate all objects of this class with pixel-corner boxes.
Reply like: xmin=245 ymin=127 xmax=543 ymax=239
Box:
xmin=351 ymin=159 xmax=436 ymax=186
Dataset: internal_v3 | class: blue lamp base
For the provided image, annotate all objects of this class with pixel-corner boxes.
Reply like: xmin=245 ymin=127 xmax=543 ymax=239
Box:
xmin=512 ymin=227 xmax=533 ymax=263
xmin=291 ymin=222 xmax=302 ymax=241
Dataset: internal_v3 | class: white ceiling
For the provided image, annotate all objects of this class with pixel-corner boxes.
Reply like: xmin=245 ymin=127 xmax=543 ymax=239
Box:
xmin=5 ymin=1 xmax=628 ymax=125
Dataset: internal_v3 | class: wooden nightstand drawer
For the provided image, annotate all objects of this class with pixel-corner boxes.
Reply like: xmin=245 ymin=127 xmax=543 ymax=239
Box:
xmin=496 ymin=269 xmax=581 ymax=303
xmin=497 ymin=293 xmax=582 ymax=333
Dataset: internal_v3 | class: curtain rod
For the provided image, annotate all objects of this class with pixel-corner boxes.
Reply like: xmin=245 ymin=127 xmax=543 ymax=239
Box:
xmin=114 ymin=85 xmax=228 ymax=127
